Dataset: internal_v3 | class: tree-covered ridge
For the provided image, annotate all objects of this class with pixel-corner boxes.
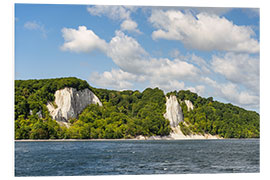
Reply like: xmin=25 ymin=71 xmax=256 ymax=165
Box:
xmin=15 ymin=77 xmax=92 ymax=119
xmin=15 ymin=77 xmax=259 ymax=139
xmin=70 ymin=88 xmax=171 ymax=139
xmin=173 ymin=90 xmax=260 ymax=138
xmin=15 ymin=78 xmax=170 ymax=139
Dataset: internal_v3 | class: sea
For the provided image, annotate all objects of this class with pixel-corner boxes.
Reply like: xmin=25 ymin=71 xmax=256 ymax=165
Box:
xmin=15 ymin=139 xmax=259 ymax=176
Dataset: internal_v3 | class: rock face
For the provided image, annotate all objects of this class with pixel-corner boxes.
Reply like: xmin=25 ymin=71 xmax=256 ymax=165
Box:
xmin=47 ymin=87 xmax=102 ymax=122
xmin=164 ymin=95 xmax=184 ymax=127
xmin=184 ymin=100 xmax=194 ymax=111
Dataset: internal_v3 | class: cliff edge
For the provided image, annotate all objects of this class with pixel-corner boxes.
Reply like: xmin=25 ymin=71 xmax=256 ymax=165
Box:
xmin=47 ymin=87 xmax=102 ymax=122
xmin=164 ymin=95 xmax=184 ymax=127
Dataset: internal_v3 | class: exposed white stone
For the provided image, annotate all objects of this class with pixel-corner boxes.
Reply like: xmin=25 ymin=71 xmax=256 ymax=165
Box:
xmin=168 ymin=126 xmax=221 ymax=139
xmin=184 ymin=100 xmax=194 ymax=111
xmin=164 ymin=95 xmax=184 ymax=127
xmin=47 ymin=87 xmax=102 ymax=122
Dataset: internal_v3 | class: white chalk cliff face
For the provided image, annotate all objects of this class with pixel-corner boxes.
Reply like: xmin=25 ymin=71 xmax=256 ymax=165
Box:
xmin=184 ymin=100 xmax=194 ymax=111
xmin=47 ymin=87 xmax=102 ymax=122
xmin=164 ymin=95 xmax=184 ymax=127
xmin=162 ymin=95 xmax=221 ymax=139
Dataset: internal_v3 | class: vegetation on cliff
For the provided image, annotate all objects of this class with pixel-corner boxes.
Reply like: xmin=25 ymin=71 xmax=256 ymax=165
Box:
xmin=15 ymin=77 xmax=259 ymax=139
xmin=15 ymin=78 xmax=170 ymax=139
xmin=174 ymin=90 xmax=259 ymax=138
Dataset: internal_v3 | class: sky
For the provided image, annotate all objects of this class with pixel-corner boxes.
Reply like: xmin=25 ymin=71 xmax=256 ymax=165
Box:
xmin=14 ymin=4 xmax=260 ymax=112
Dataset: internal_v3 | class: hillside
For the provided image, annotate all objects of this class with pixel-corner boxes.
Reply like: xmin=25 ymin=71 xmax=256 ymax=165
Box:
xmin=15 ymin=77 xmax=259 ymax=139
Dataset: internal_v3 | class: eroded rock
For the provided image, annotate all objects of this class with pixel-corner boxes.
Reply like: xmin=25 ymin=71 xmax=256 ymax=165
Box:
xmin=164 ymin=95 xmax=184 ymax=127
xmin=47 ymin=87 xmax=102 ymax=122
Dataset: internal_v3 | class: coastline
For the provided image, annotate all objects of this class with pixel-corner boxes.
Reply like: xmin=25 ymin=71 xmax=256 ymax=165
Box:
xmin=14 ymin=138 xmax=259 ymax=142
xmin=14 ymin=127 xmax=259 ymax=142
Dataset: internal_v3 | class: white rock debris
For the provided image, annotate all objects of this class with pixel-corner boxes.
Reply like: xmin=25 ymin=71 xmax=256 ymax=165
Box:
xmin=47 ymin=87 xmax=102 ymax=122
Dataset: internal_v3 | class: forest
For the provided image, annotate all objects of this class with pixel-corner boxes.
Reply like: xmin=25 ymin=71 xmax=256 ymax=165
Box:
xmin=15 ymin=77 xmax=260 ymax=139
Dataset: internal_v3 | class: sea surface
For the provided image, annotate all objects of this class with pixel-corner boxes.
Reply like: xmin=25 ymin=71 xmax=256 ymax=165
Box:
xmin=15 ymin=139 xmax=259 ymax=176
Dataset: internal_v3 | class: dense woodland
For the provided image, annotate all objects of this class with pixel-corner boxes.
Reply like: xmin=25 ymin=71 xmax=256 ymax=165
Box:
xmin=15 ymin=77 xmax=260 ymax=139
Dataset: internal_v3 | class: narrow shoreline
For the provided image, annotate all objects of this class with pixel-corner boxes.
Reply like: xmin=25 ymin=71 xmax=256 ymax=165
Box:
xmin=14 ymin=138 xmax=259 ymax=142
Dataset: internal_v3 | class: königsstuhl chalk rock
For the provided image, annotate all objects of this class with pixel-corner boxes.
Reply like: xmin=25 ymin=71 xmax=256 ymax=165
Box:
xmin=47 ymin=87 xmax=102 ymax=122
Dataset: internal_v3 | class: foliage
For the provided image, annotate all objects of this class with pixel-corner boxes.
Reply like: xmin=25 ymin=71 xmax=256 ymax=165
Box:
xmin=174 ymin=90 xmax=260 ymax=138
xmin=179 ymin=122 xmax=192 ymax=136
xmin=15 ymin=78 xmax=170 ymax=139
xmin=15 ymin=77 xmax=92 ymax=120
xmin=15 ymin=78 xmax=259 ymax=139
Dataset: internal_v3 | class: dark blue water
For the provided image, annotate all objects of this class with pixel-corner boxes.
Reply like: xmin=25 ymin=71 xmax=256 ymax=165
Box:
xmin=15 ymin=139 xmax=259 ymax=176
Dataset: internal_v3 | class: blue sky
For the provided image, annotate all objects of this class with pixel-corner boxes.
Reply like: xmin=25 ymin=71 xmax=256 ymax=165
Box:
xmin=15 ymin=4 xmax=260 ymax=112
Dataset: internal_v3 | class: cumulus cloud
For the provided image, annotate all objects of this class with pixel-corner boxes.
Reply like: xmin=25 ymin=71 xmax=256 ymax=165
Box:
xmin=187 ymin=85 xmax=206 ymax=95
xmin=217 ymin=83 xmax=259 ymax=108
xmin=24 ymin=21 xmax=47 ymax=38
xmin=87 ymin=5 xmax=141 ymax=33
xmin=150 ymin=79 xmax=205 ymax=95
xmin=120 ymin=19 xmax=141 ymax=33
xmin=150 ymin=79 xmax=185 ymax=93
xmin=211 ymin=53 xmax=259 ymax=93
xmin=146 ymin=58 xmax=200 ymax=81
xmin=89 ymin=69 xmax=139 ymax=90
xmin=60 ymin=26 xmax=107 ymax=53
xmin=203 ymin=77 xmax=259 ymax=109
xmin=107 ymin=31 xmax=148 ymax=74
xmin=149 ymin=10 xmax=259 ymax=53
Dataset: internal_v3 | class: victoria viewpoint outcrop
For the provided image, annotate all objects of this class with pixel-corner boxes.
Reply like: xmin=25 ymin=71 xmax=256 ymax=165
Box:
xmin=47 ymin=87 xmax=102 ymax=122
xmin=164 ymin=95 xmax=184 ymax=127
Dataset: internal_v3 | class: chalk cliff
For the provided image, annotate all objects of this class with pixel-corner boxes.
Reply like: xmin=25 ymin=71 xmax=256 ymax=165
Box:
xmin=163 ymin=95 xmax=184 ymax=127
xmin=162 ymin=95 xmax=220 ymax=139
xmin=47 ymin=87 xmax=102 ymax=122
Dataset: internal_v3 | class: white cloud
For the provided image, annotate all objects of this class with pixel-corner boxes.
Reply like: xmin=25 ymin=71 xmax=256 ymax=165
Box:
xmin=149 ymin=79 xmax=185 ymax=92
xmin=24 ymin=21 xmax=47 ymax=38
xmin=217 ymin=83 xmax=259 ymax=107
xmin=87 ymin=5 xmax=131 ymax=20
xmin=89 ymin=69 xmax=139 ymax=90
xmin=203 ymin=77 xmax=259 ymax=109
xmin=149 ymin=10 xmax=259 ymax=53
xmin=107 ymin=31 xmax=200 ymax=80
xmin=120 ymin=19 xmax=141 ymax=33
xmin=211 ymin=53 xmax=259 ymax=93
xmin=149 ymin=78 xmax=205 ymax=95
xmin=107 ymin=31 xmax=148 ymax=74
xmin=146 ymin=58 xmax=200 ymax=80
xmin=60 ymin=26 xmax=107 ymax=53
xmin=187 ymin=85 xmax=205 ymax=95
xmin=87 ymin=5 xmax=141 ymax=33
